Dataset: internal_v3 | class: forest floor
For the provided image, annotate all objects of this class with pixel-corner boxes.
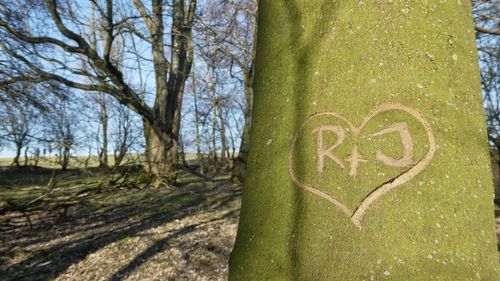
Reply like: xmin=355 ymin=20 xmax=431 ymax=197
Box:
xmin=0 ymin=166 xmax=241 ymax=281
xmin=1 ymin=166 xmax=500 ymax=281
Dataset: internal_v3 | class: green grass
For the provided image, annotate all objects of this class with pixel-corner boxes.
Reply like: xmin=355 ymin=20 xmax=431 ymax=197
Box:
xmin=0 ymin=154 xmax=145 ymax=169
xmin=0 ymin=152 xmax=210 ymax=169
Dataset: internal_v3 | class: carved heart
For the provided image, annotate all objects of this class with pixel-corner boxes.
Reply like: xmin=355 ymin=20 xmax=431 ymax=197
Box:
xmin=288 ymin=103 xmax=436 ymax=229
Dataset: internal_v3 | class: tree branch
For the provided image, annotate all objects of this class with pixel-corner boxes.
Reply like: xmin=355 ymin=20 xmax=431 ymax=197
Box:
xmin=475 ymin=25 xmax=500 ymax=35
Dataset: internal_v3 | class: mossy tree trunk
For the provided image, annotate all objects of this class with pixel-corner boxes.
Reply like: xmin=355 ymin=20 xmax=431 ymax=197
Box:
xmin=229 ymin=1 xmax=500 ymax=280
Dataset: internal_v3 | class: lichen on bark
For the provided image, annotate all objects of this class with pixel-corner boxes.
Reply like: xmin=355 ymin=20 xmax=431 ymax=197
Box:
xmin=229 ymin=0 xmax=500 ymax=280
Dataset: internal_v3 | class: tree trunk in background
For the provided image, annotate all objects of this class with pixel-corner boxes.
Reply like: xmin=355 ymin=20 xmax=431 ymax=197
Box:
xmin=216 ymin=103 xmax=229 ymax=168
xmin=229 ymin=1 xmax=500 ymax=280
xmin=33 ymin=148 xmax=40 ymax=167
xmin=142 ymin=81 xmax=182 ymax=181
xmin=141 ymin=0 xmax=195 ymax=182
xmin=23 ymin=146 xmax=29 ymax=167
xmin=227 ymin=0 xmax=258 ymax=184
xmin=59 ymin=144 xmax=70 ymax=171
xmin=11 ymin=142 xmax=22 ymax=167
xmin=89 ymin=4 xmax=109 ymax=169
xmin=143 ymin=120 xmax=178 ymax=181
xmin=193 ymin=71 xmax=205 ymax=174
xmin=113 ymin=120 xmax=128 ymax=169
xmin=84 ymin=146 xmax=92 ymax=169
xmin=210 ymin=107 xmax=218 ymax=173
xmin=231 ymin=71 xmax=254 ymax=183
xmin=178 ymin=132 xmax=188 ymax=167
xmin=98 ymin=93 xmax=109 ymax=168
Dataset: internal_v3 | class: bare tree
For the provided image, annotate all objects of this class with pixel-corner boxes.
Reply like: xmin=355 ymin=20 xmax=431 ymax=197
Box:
xmin=191 ymin=64 xmax=205 ymax=174
xmin=196 ymin=0 xmax=257 ymax=182
xmin=93 ymin=93 xmax=110 ymax=168
xmin=43 ymin=97 xmax=79 ymax=171
xmin=0 ymin=0 xmax=197 ymax=181
xmin=1 ymin=102 xmax=32 ymax=167
xmin=0 ymin=85 xmax=39 ymax=167
xmin=473 ymin=0 xmax=500 ymax=195
xmin=110 ymin=102 xmax=141 ymax=168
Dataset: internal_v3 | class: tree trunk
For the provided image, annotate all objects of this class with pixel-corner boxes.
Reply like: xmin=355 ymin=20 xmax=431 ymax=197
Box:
xmin=143 ymin=121 xmax=178 ymax=182
xmin=11 ymin=142 xmax=22 ymax=168
xmin=231 ymin=71 xmax=254 ymax=183
xmin=60 ymin=145 xmax=70 ymax=171
xmin=98 ymin=93 xmax=109 ymax=168
xmin=23 ymin=146 xmax=29 ymax=167
xmin=216 ymin=103 xmax=229 ymax=168
xmin=139 ymin=0 xmax=195 ymax=183
xmin=231 ymin=5 xmax=258 ymax=183
xmin=193 ymin=71 xmax=205 ymax=174
xmin=229 ymin=1 xmax=500 ymax=280
xmin=211 ymin=107 xmax=218 ymax=173
xmin=84 ymin=146 xmax=92 ymax=170
xmin=228 ymin=124 xmax=237 ymax=169
xmin=178 ymin=132 xmax=188 ymax=168
xmin=113 ymin=130 xmax=128 ymax=169
xmin=33 ymin=148 xmax=40 ymax=167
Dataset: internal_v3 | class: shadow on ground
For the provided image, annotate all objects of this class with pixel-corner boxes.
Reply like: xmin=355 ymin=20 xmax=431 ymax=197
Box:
xmin=0 ymin=167 xmax=241 ymax=281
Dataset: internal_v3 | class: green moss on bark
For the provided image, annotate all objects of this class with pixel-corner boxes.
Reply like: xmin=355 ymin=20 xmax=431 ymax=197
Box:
xmin=229 ymin=0 xmax=500 ymax=280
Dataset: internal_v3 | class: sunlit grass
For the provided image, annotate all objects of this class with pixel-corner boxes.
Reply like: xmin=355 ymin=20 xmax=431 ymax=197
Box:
xmin=0 ymin=153 xmax=205 ymax=169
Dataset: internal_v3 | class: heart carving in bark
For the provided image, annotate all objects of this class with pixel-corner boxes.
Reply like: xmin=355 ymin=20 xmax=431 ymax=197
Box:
xmin=288 ymin=103 xmax=436 ymax=229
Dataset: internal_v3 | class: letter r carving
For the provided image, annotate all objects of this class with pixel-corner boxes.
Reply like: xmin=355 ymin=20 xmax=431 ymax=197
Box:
xmin=312 ymin=125 xmax=346 ymax=172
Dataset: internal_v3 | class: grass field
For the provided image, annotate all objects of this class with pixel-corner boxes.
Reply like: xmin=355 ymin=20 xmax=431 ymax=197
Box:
xmin=0 ymin=155 xmax=143 ymax=169
xmin=0 ymin=152 xmax=208 ymax=170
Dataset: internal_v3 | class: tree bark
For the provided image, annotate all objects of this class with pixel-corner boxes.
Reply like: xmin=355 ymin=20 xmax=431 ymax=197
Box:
xmin=143 ymin=121 xmax=178 ymax=180
xmin=229 ymin=1 xmax=500 ymax=280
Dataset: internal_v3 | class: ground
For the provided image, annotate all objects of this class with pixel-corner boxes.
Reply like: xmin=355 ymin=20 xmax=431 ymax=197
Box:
xmin=0 ymin=166 xmax=240 ymax=281
xmin=0 ymin=166 xmax=499 ymax=281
